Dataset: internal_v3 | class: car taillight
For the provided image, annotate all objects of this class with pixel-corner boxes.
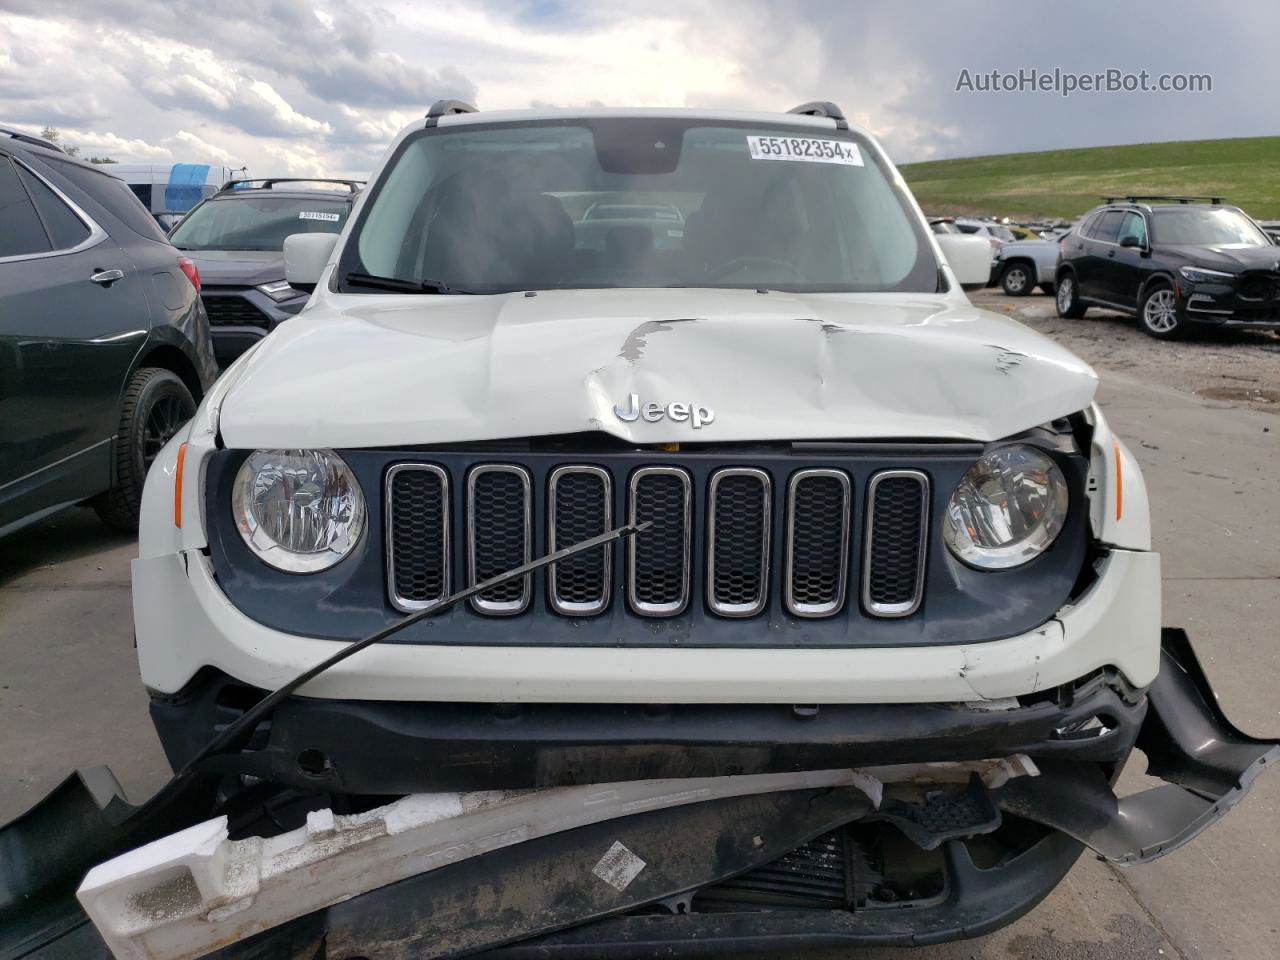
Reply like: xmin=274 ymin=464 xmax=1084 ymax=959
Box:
xmin=177 ymin=256 xmax=201 ymax=292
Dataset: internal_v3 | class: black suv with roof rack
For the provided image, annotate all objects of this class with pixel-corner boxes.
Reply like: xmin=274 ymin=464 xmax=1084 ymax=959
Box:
xmin=167 ymin=178 xmax=362 ymax=366
xmin=1055 ymin=195 xmax=1280 ymax=339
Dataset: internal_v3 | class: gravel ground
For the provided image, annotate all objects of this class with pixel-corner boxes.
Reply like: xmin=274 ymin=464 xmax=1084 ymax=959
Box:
xmin=970 ymin=287 xmax=1280 ymax=413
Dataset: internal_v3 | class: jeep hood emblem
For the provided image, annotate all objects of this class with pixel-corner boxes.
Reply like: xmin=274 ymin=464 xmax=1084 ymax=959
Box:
xmin=613 ymin=393 xmax=714 ymax=428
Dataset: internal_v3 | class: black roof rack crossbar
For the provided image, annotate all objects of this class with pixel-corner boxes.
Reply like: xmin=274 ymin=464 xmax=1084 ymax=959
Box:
xmin=219 ymin=178 xmax=365 ymax=192
xmin=787 ymin=101 xmax=848 ymax=130
xmin=1102 ymin=195 xmax=1225 ymax=205
xmin=425 ymin=99 xmax=478 ymax=128
xmin=0 ymin=125 xmax=64 ymax=153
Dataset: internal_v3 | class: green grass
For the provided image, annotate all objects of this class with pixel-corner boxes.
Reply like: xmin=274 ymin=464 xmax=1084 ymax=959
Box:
xmin=899 ymin=137 xmax=1280 ymax=220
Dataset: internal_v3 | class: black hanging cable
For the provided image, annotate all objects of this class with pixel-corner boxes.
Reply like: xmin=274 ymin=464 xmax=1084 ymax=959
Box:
xmin=177 ymin=521 xmax=651 ymax=775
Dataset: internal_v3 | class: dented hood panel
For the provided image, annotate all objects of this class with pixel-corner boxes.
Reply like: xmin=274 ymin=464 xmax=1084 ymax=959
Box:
xmin=216 ymin=288 xmax=1098 ymax=448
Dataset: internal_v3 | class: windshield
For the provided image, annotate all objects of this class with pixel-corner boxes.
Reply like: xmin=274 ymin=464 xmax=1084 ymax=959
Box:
xmin=1152 ymin=208 xmax=1270 ymax=246
xmin=340 ymin=119 xmax=938 ymax=294
xmin=169 ymin=195 xmax=350 ymax=251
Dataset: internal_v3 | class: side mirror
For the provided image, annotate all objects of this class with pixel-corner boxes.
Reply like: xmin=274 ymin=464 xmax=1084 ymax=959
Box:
xmin=1120 ymin=234 xmax=1143 ymax=249
xmin=284 ymin=233 xmax=340 ymax=293
xmin=935 ymin=233 xmax=995 ymax=291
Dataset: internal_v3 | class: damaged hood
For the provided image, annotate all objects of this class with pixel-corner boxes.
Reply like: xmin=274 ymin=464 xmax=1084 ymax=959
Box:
xmin=217 ymin=288 xmax=1098 ymax=448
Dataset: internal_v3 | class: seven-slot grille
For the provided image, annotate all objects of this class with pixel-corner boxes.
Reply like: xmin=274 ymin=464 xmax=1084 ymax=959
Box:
xmin=385 ymin=462 xmax=929 ymax=619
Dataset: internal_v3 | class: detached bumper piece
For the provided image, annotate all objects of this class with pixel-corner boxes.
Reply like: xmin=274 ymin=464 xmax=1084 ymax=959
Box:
xmin=991 ymin=628 xmax=1279 ymax=864
xmin=3 ymin=629 xmax=1275 ymax=960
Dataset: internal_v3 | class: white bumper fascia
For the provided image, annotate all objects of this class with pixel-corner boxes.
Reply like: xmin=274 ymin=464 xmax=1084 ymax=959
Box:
xmin=134 ymin=546 xmax=1161 ymax=704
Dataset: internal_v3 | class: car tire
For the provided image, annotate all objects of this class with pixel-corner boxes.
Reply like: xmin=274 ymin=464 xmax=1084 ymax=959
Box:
xmin=93 ymin=368 xmax=196 ymax=532
xmin=1040 ymin=283 xmax=1055 ymax=296
xmin=1055 ymin=273 xmax=1087 ymax=318
xmin=1000 ymin=262 xmax=1034 ymax=297
xmin=1138 ymin=283 xmax=1188 ymax=340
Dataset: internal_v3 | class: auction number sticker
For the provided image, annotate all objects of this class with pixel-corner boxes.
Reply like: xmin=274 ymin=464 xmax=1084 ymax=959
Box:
xmin=747 ymin=135 xmax=863 ymax=166
xmin=299 ymin=211 xmax=341 ymax=222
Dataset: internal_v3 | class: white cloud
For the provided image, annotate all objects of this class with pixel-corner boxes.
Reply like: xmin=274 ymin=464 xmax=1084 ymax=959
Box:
xmin=0 ymin=0 xmax=1275 ymax=177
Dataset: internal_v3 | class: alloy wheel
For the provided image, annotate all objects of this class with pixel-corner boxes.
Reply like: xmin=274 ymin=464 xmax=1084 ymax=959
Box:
xmin=1056 ymin=277 xmax=1072 ymax=312
xmin=1143 ymin=289 xmax=1179 ymax=333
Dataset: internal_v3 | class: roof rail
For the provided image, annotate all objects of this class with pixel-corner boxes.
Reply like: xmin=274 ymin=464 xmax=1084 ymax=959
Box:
xmin=219 ymin=178 xmax=364 ymax=193
xmin=786 ymin=101 xmax=848 ymax=130
xmin=0 ymin=125 xmax=65 ymax=153
xmin=424 ymin=99 xmax=478 ymax=128
xmin=1102 ymin=195 xmax=1224 ymax=205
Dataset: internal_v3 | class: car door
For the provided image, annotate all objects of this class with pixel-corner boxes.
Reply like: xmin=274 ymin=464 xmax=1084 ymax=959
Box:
xmin=0 ymin=151 xmax=150 ymax=531
xmin=1100 ymin=211 xmax=1151 ymax=309
xmin=1074 ymin=210 xmax=1124 ymax=301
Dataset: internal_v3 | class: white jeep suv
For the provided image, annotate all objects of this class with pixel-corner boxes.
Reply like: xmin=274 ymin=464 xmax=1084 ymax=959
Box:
xmin=128 ymin=101 xmax=1275 ymax=954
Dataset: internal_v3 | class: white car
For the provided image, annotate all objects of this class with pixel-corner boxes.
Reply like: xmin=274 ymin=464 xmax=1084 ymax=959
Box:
xmin=118 ymin=101 xmax=1275 ymax=957
xmin=954 ymin=217 xmax=1017 ymax=249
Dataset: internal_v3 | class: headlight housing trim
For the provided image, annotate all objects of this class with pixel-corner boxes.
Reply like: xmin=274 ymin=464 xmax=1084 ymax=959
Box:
xmin=232 ymin=448 xmax=366 ymax=574
xmin=943 ymin=443 xmax=1070 ymax=571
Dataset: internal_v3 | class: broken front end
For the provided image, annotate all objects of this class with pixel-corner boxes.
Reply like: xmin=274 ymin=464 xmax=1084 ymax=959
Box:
xmin=3 ymin=410 xmax=1276 ymax=958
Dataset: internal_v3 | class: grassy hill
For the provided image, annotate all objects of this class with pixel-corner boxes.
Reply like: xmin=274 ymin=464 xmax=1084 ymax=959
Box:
xmin=899 ymin=137 xmax=1280 ymax=220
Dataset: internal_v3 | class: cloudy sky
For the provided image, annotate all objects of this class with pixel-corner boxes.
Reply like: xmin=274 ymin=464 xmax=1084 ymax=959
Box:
xmin=1 ymin=0 xmax=1274 ymax=177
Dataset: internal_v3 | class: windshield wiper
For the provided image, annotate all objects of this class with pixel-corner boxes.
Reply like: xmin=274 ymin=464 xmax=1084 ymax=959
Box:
xmin=343 ymin=271 xmax=477 ymax=294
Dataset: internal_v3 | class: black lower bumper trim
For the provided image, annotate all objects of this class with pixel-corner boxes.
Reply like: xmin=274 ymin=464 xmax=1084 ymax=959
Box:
xmin=152 ymin=669 xmax=1147 ymax=795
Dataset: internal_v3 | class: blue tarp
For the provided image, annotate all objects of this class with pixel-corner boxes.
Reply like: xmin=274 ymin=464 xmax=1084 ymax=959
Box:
xmin=164 ymin=163 xmax=212 ymax=213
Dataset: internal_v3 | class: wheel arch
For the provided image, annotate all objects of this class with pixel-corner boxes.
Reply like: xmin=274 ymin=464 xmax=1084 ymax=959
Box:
xmin=130 ymin=343 xmax=206 ymax=406
xmin=1137 ymin=270 xmax=1178 ymax=303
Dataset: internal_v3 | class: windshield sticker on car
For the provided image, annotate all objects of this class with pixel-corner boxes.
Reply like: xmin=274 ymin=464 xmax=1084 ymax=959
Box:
xmin=299 ymin=211 xmax=341 ymax=222
xmin=747 ymin=136 xmax=863 ymax=166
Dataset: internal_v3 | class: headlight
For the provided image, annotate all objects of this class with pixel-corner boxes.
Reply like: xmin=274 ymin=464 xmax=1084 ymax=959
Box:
xmin=943 ymin=445 xmax=1068 ymax=570
xmin=1178 ymin=265 xmax=1235 ymax=284
xmin=232 ymin=449 xmax=365 ymax=573
xmin=257 ymin=279 xmax=303 ymax=302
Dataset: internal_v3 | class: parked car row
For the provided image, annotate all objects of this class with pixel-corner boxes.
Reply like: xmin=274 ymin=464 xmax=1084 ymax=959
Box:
xmin=0 ymin=127 xmax=216 ymax=537
xmin=1055 ymin=195 xmax=1280 ymax=339
xmin=168 ymin=178 xmax=362 ymax=366
xmin=937 ymin=197 xmax=1280 ymax=339
xmin=0 ymin=130 xmax=360 ymax=537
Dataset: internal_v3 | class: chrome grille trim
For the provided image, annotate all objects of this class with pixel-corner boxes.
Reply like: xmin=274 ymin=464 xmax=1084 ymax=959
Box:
xmin=385 ymin=463 xmax=450 ymax=613
xmin=627 ymin=466 xmax=692 ymax=617
xmin=547 ymin=465 xmax=613 ymax=616
xmin=862 ymin=469 xmax=929 ymax=618
xmin=784 ymin=468 xmax=852 ymax=618
xmin=466 ymin=464 xmax=532 ymax=616
xmin=706 ymin=467 xmax=772 ymax=618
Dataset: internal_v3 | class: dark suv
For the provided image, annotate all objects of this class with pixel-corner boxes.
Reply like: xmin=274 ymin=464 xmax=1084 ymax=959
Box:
xmin=1056 ymin=195 xmax=1280 ymax=339
xmin=167 ymin=179 xmax=360 ymax=366
xmin=0 ymin=128 xmax=216 ymax=536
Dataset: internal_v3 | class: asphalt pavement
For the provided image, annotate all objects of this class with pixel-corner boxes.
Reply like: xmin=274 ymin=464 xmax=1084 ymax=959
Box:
xmin=1 ymin=293 xmax=1276 ymax=959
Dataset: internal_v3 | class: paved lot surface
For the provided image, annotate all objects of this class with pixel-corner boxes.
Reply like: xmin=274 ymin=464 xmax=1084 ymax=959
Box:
xmin=2 ymin=289 xmax=1277 ymax=958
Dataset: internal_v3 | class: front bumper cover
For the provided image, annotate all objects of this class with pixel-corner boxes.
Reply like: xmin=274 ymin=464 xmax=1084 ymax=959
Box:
xmin=2 ymin=630 xmax=1275 ymax=960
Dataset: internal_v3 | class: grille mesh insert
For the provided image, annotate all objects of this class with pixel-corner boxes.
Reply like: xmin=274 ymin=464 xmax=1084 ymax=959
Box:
xmin=788 ymin=472 xmax=849 ymax=613
xmin=550 ymin=469 xmax=610 ymax=612
xmin=469 ymin=468 xmax=530 ymax=610
xmin=201 ymin=295 xmax=271 ymax=329
xmin=629 ymin=470 xmax=690 ymax=613
xmin=387 ymin=467 xmax=447 ymax=609
xmin=708 ymin=470 xmax=770 ymax=615
xmin=866 ymin=473 xmax=927 ymax=613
